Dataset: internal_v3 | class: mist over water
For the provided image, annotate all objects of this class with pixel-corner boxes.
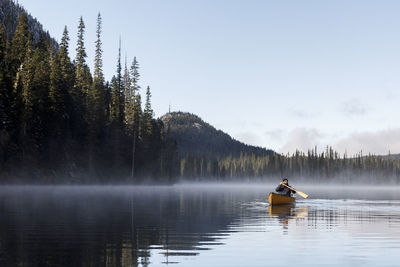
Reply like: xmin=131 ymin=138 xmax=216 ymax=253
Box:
xmin=0 ymin=183 xmax=399 ymax=267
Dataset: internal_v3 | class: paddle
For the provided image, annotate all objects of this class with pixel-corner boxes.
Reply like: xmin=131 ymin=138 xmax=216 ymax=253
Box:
xmin=281 ymin=183 xmax=309 ymax=199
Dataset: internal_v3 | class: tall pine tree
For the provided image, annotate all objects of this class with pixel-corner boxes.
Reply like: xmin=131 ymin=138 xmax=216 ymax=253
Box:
xmin=90 ymin=12 xmax=106 ymax=129
xmin=11 ymin=12 xmax=30 ymax=74
xmin=93 ymin=13 xmax=104 ymax=84
xmin=143 ymin=86 xmax=153 ymax=137
xmin=49 ymin=27 xmax=74 ymax=138
xmin=87 ymin=13 xmax=106 ymax=175
xmin=74 ymin=16 xmax=91 ymax=97
xmin=110 ymin=40 xmax=124 ymax=125
xmin=72 ymin=16 xmax=91 ymax=140
xmin=125 ymin=56 xmax=140 ymax=134
xmin=123 ymin=55 xmax=131 ymax=126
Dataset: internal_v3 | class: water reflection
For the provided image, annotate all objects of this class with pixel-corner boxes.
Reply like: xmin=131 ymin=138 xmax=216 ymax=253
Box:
xmin=0 ymin=185 xmax=400 ymax=267
xmin=268 ymin=204 xmax=308 ymax=232
xmin=0 ymin=186 xmax=246 ymax=267
xmin=268 ymin=204 xmax=295 ymax=217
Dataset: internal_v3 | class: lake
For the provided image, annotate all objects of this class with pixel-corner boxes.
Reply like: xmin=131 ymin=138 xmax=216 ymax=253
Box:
xmin=0 ymin=184 xmax=399 ymax=267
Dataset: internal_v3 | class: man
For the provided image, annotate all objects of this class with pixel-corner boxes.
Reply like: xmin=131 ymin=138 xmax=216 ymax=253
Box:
xmin=275 ymin=178 xmax=296 ymax=197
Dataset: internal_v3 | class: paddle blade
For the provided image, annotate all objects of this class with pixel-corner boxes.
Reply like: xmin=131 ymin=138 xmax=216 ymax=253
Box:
xmin=297 ymin=191 xmax=309 ymax=199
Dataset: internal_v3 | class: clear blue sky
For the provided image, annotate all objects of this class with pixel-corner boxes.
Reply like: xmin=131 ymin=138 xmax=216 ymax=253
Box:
xmin=18 ymin=0 xmax=400 ymax=155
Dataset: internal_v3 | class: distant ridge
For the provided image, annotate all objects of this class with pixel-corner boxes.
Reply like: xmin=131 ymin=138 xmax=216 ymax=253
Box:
xmin=161 ymin=111 xmax=275 ymax=158
xmin=376 ymin=153 xmax=400 ymax=160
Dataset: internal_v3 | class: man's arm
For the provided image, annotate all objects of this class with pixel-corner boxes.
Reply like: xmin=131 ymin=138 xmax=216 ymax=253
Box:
xmin=275 ymin=184 xmax=283 ymax=192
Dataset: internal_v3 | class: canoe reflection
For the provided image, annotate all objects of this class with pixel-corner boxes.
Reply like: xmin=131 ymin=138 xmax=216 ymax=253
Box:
xmin=269 ymin=204 xmax=295 ymax=218
xmin=269 ymin=204 xmax=308 ymax=218
xmin=269 ymin=205 xmax=308 ymax=231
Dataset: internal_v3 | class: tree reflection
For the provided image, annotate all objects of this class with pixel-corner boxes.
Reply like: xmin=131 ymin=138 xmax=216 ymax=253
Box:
xmin=0 ymin=187 xmax=246 ymax=267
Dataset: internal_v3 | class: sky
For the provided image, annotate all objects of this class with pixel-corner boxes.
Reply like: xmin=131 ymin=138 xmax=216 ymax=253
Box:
xmin=17 ymin=0 xmax=400 ymax=155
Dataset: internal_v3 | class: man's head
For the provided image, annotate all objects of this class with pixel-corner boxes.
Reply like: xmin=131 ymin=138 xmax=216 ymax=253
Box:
xmin=282 ymin=178 xmax=288 ymax=185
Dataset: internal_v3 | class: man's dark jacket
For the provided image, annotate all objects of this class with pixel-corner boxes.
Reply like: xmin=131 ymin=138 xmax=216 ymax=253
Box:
xmin=275 ymin=183 xmax=296 ymax=197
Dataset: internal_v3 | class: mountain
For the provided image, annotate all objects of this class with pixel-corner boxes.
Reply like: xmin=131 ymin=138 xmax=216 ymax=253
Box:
xmin=161 ymin=112 xmax=274 ymax=158
xmin=0 ymin=0 xmax=57 ymax=47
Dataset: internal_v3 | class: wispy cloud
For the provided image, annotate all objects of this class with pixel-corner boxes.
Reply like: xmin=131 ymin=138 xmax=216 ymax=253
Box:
xmin=277 ymin=127 xmax=400 ymax=156
xmin=340 ymin=98 xmax=367 ymax=116
xmin=334 ymin=128 xmax=400 ymax=155
xmin=265 ymin=129 xmax=284 ymax=142
xmin=235 ymin=131 xmax=262 ymax=147
xmin=279 ymin=128 xmax=323 ymax=154
xmin=287 ymin=108 xmax=315 ymax=118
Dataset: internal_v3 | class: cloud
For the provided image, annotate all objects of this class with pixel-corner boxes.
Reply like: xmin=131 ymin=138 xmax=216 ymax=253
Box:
xmin=235 ymin=131 xmax=262 ymax=147
xmin=265 ymin=129 xmax=284 ymax=141
xmin=278 ymin=127 xmax=400 ymax=156
xmin=340 ymin=98 xmax=367 ymax=116
xmin=384 ymin=91 xmax=396 ymax=101
xmin=334 ymin=128 xmax=400 ymax=155
xmin=287 ymin=108 xmax=314 ymax=118
xmin=279 ymin=128 xmax=323 ymax=154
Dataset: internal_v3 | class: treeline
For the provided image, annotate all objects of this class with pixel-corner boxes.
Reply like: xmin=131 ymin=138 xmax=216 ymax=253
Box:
xmin=0 ymin=12 xmax=179 ymax=182
xmin=180 ymin=147 xmax=400 ymax=182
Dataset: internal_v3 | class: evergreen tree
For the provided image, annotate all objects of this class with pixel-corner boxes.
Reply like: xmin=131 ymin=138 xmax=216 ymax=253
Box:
xmin=11 ymin=12 xmax=30 ymax=73
xmin=73 ymin=16 xmax=92 ymax=104
xmin=124 ymin=56 xmax=140 ymax=180
xmin=116 ymin=40 xmax=124 ymax=123
xmin=123 ymin=55 xmax=131 ymax=125
xmin=143 ymin=86 xmax=153 ymax=137
xmin=125 ymin=57 xmax=140 ymax=133
xmin=72 ymin=16 xmax=91 ymax=140
xmin=58 ymin=28 xmax=75 ymax=93
xmin=87 ymin=13 xmax=106 ymax=172
xmin=130 ymin=57 xmax=140 ymax=98
xmin=75 ymin=16 xmax=87 ymax=77
xmin=133 ymin=93 xmax=142 ymax=135
xmin=49 ymin=48 xmax=67 ymax=129
xmin=93 ymin=13 xmax=104 ymax=84
xmin=108 ymin=42 xmax=126 ymax=174
xmin=89 ymin=13 xmax=106 ymax=129
xmin=49 ymin=27 xmax=73 ymax=138
xmin=110 ymin=41 xmax=124 ymax=125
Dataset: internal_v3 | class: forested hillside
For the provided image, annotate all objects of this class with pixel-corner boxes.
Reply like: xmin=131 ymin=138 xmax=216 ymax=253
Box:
xmin=161 ymin=112 xmax=274 ymax=158
xmin=0 ymin=0 xmax=57 ymax=46
xmin=0 ymin=0 xmax=178 ymax=182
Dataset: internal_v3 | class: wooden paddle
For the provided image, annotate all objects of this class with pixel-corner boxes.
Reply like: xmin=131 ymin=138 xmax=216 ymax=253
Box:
xmin=281 ymin=183 xmax=309 ymax=199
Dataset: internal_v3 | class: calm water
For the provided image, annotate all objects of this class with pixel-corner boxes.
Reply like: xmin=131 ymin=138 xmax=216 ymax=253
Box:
xmin=0 ymin=184 xmax=400 ymax=267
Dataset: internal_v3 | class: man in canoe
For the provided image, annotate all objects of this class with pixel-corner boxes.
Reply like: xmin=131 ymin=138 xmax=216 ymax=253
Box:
xmin=275 ymin=178 xmax=296 ymax=197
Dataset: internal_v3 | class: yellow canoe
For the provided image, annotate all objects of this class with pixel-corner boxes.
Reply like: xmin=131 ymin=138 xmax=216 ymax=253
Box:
xmin=268 ymin=192 xmax=295 ymax=205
